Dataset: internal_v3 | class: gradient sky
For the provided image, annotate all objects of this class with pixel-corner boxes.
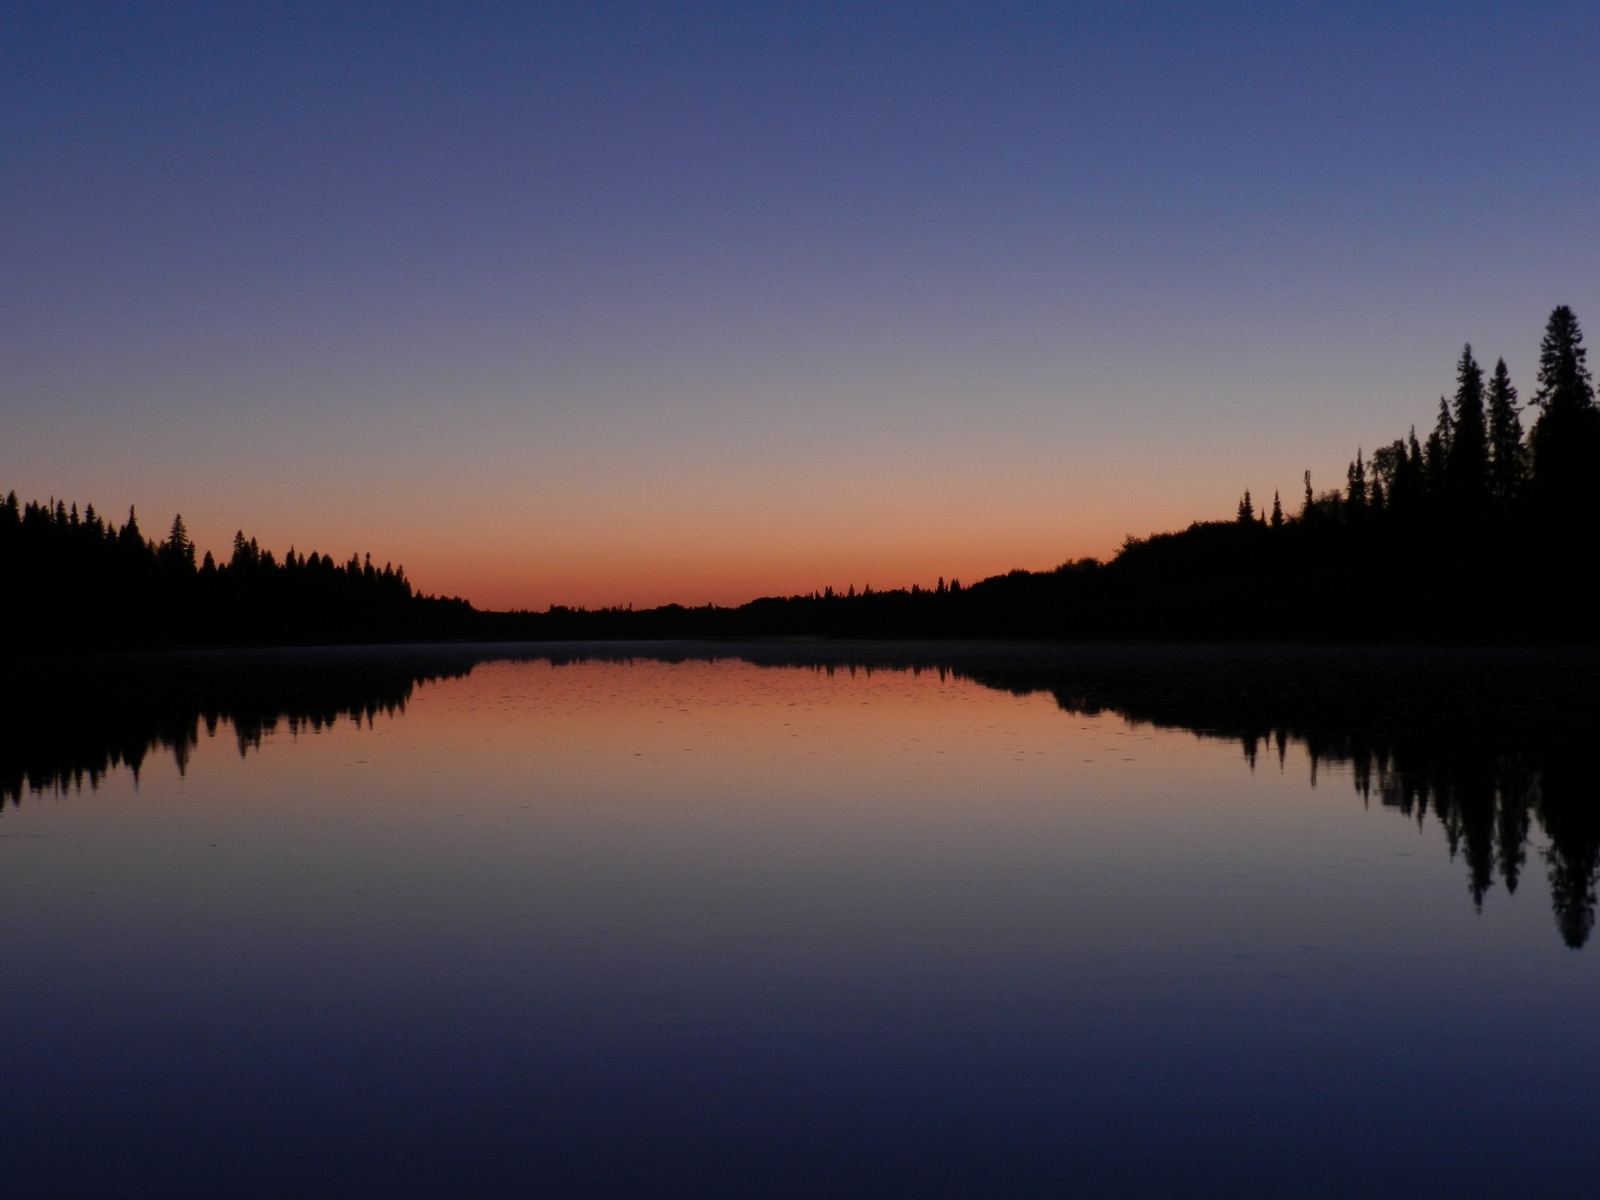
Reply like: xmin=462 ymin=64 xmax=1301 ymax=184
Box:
xmin=5 ymin=2 xmax=1600 ymax=609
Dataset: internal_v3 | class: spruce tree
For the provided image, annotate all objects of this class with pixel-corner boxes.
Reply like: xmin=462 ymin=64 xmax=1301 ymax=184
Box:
xmin=1533 ymin=305 xmax=1592 ymax=413
xmin=1237 ymin=489 xmax=1255 ymax=523
xmin=1423 ymin=398 xmax=1452 ymax=503
xmin=161 ymin=513 xmax=196 ymax=571
xmin=1446 ymin=344 xmax=1489 ymax=512
xmin=1486 ymin=357 xmax=1526 ymax=505
xmin=1529 ymin=305 xmax=1600 ymax=514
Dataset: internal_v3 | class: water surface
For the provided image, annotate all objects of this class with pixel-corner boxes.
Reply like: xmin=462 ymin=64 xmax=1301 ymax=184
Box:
xmin=3 ymin=644 xmax=1597 ymax=1198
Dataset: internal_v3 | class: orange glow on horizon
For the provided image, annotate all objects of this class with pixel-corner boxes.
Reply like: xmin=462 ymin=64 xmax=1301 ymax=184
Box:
xmin=22 ymin=430 xmax=1298 ymax=612
xmin=151 ymin=500 xmax=1230 ymax=612
xmin=316 ymin=519 xmax=1142 ymax=612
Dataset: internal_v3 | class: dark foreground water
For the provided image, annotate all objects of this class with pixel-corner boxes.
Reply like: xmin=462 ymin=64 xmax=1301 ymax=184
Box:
xmin=3 ymin=643 xmax=1598 ymax=1199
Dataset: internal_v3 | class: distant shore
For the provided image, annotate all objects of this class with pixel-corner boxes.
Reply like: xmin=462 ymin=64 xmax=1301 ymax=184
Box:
xmin=9 ymin=305 xmax=1600 ymax=652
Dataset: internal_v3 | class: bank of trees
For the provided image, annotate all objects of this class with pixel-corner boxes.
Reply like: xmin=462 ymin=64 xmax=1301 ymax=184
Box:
xmin=911 ymin=303 xmax=1584 ymax=641
xmin=7 ymin=304 xmax=1599 ymax=649
xmin=0 ymin=500 xmax=473 ymax=651
xmin=1311 ymin=304 xmax=1600 ymax=537
xmin=542 ymin=304 xmax=1600 ymax=641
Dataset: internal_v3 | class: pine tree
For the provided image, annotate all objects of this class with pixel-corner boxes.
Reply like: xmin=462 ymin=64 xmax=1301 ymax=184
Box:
xmin=1529 ymin=305 xmax=1600 ymax=513
xmin=1424 ymin=398 xmax=1453 ymax=501
xmin=1486 ymin=357 xmax=1526 ymax=505
xmin=1237 ymin=489 xmax=1255 ymax=523
xmin=1446 ymin=344 xmax=1489 ymax=512
xmin=161 ymin=513 xmax=196 ymax=571
xmin=1270 ymin=491 xmax=1283 ymax=529
xmin=1533 ymin=305 xmax=1593 ymax=413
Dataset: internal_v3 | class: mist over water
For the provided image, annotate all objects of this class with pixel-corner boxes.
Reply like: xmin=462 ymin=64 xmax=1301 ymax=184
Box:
xmin=3 ymin=646 xmax=1597 ymax=1197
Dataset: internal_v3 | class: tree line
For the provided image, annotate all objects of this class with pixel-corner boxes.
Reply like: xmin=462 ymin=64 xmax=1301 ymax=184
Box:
xmin=7 ymin=304 xmax=1599 ymax=649
xmin=0 ymin=498 xmax=474 ymax=651
xmin=1264 ymin=302 xmax=1598 ymax=550
xmin=479 ymin=304 xmax=1600 ymax=642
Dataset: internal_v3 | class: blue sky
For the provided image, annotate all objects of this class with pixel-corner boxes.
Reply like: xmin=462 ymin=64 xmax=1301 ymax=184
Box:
xmin=4 ymin=2 xmax=1598 ymax=605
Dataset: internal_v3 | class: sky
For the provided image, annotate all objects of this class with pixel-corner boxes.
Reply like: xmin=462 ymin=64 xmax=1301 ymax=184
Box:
xmin=4 ymin=1 xmax=1600 ymax=609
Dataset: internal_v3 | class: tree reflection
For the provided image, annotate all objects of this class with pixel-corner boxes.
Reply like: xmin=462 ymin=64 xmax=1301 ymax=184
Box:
xmin=0 ymin=648 xmax=481 ymax=807
xmin=738 ymin=643 xmax=1600 ymax=949
xmin=4 ymin=643 xmax=1597 ymax=946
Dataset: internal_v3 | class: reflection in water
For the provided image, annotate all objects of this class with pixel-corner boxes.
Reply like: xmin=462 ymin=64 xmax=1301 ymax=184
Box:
xmin=5 ymin=643 xmax=1598 ymax=945
xmin=1 ymin=647 xmax=479 ymax=801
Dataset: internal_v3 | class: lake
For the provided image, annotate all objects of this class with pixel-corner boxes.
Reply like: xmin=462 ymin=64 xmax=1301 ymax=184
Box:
xmin=3 ymin=643 xmax=1598 ymax=1198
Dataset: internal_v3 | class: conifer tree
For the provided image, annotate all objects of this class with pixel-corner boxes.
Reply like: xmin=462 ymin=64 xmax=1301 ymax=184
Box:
xmin=1270 ymin=491 xmax=1283 ymax=529
xmin=1446 ymin=344 xmax=1489 ymax=512
xmin=1237 ymin=489 xmax=1255 ymax=523
xmin=161 ymin=513 xmax=196 ymax=571
xmin=1529 ymin=305 xmax=1600 ymax=513
xmin=1424 ymin=398 xmax=1453 ymax=501
xmin=1533 ymin=305 xmax=1593 ymax=412
xmin=1486 ymin=357 xmax=1526 ymax=505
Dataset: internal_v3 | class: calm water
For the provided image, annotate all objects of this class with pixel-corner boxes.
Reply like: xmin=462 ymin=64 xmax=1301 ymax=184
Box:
xmin=3 ymin=644 xmax=1598 ymax=1198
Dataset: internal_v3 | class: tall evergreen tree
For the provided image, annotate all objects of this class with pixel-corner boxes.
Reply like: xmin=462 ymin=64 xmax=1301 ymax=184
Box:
xmin=1446 ymin=344 xmax=1489 ymax=512
xmin=1529 ymin=305 xmax=1600 ymax=515
xmin=1533 ymin=305 xmax=1593 ymax=412
xmin=1424 ymin=397 xmax=1453 ymax=501
xmin=1486 ymin=357 xmax=1526 ymax=505
xmin=161 ymin=513 xmax=196 ymax=571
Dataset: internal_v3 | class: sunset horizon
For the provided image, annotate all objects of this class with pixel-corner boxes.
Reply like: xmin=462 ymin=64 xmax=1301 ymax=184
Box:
xmin=10 ymin=6 xmax=1599 ymax=612
xmin=8 ymin=8 xmax=1600 ymax=1195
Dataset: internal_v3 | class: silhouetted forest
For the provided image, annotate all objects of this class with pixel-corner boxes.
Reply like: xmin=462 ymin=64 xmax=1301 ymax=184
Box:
xmin=4 ymin=643 xmax=1596 ymax=947
xmin=0 ymin=501 xmax=474 ymax=651
xmin=490 ymin=304 xmax=1600 ymax=642
xmin=6 ymin=304 xmax=1599 ymax=649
